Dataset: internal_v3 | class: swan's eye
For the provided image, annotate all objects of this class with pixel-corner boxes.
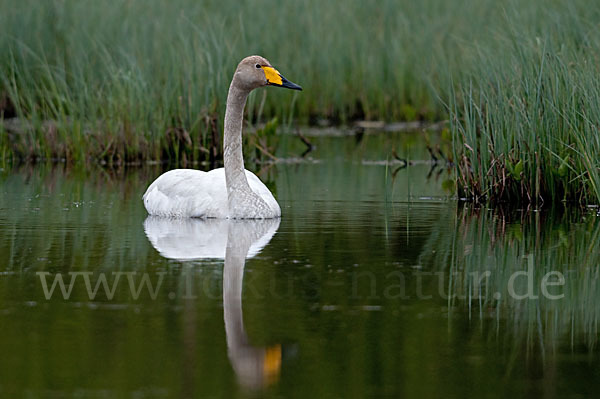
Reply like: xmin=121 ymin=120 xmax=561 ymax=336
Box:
xmin=255 ymin=64 xmax=261 ymax=69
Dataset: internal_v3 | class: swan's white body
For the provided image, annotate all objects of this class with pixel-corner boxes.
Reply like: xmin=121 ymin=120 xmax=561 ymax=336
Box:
xmin=143 ymin=168 xmax=280 ymax=218
xmin=142 ymin=55 xmax=300 ymax=219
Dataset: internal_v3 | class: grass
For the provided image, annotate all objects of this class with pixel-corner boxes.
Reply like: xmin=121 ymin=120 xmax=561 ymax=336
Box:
xmin=0 ymin=0 xmax=463 ymax=164
xmin=2 ymin=0 xmax=600 ymax=204
xmin=450 ymin=1 xmax=600 ymax=204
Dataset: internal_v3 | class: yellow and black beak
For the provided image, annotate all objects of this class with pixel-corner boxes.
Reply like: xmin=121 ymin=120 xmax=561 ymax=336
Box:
xmin=262 ymin=66 xmax=302 ymax=91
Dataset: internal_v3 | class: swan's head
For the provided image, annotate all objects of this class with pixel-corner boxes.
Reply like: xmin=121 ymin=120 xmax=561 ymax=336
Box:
xmin=234 ymin=55 xmax=302 ymax=92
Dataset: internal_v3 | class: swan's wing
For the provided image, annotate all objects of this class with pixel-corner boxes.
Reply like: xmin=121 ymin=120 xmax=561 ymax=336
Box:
xmin=143 ymin=169 xmax=228 ymax=218
xmin=245 ymin=171 xmax=281 ymax=217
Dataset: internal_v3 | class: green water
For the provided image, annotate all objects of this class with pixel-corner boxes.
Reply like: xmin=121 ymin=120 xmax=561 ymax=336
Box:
xmin=0 ymin=133 xmax=599 ymax=398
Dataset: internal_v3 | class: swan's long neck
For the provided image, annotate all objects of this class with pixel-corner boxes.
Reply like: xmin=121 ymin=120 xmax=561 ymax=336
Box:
xmin=224 ymin=80 xmax=251 ymax=193
xmin=223 ymin=76 xmax=274 ymax=218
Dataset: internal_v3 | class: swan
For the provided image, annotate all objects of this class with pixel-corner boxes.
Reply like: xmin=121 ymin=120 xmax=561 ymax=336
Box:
xmin=143 ymin=55 xmax=302 ymax=219
xmin=143 ymin=217 xmax=283 ymax=389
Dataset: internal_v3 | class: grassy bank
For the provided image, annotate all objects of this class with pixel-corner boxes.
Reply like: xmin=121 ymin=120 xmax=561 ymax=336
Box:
xmin=2 ymin=0 xmax=600 ymax=204
xmin=0 ymin=0 xmax=466 ymax=164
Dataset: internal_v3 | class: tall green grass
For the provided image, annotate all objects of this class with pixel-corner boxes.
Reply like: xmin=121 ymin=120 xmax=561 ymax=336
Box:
xmin=2 ymin=0 xmax=600 ymax=205
xmin=0 ymin=0 xmax=490 ymax=163
xmin=450 ymin=1 xmax=600 ymax=204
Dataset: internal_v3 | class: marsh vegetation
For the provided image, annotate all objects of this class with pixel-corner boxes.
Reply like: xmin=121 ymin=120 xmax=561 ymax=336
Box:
xmin=1 ymin=0 xmax=600 ymax=204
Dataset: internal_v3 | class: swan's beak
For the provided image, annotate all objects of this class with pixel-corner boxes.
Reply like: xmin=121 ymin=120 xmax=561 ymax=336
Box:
xmin=262 ymin=66 xmax=303 ymax=91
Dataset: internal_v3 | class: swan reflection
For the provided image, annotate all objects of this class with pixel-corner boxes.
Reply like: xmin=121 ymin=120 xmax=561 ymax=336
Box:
xmin=143 ymin=217 xmax=281 ymax=389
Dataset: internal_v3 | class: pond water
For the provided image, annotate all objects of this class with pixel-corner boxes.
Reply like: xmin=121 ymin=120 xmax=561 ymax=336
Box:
xmin=0 ymin=133 xmax=599 ymax=398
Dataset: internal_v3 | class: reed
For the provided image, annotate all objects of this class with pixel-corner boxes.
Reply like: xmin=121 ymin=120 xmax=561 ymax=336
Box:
xmin=0 ymin=0 xmax=486 ymax=163
xmin=450 ymin=1 xmax=600 ymax=204
xmin=2 ymin=0 xmax=600 ymax=205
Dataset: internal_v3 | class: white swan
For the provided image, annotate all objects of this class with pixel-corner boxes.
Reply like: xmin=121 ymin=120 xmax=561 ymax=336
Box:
xmin=143 ymin=55 xmax=302 ymax=219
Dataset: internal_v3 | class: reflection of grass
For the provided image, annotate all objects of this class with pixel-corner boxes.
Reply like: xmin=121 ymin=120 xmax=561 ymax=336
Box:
xmin=0 ymin=165 xmax=158 ymax=276
xmin=424 ymin=207 xmax=600 ymax=350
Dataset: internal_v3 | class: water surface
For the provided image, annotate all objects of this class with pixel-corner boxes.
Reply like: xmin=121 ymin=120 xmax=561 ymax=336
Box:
xmin=0 ymin=133 xmax=598 ymax=398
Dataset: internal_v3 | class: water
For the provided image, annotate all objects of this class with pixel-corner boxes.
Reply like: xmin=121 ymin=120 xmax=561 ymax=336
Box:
xmin=0 ymin=133 xmax=599 ymax=398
